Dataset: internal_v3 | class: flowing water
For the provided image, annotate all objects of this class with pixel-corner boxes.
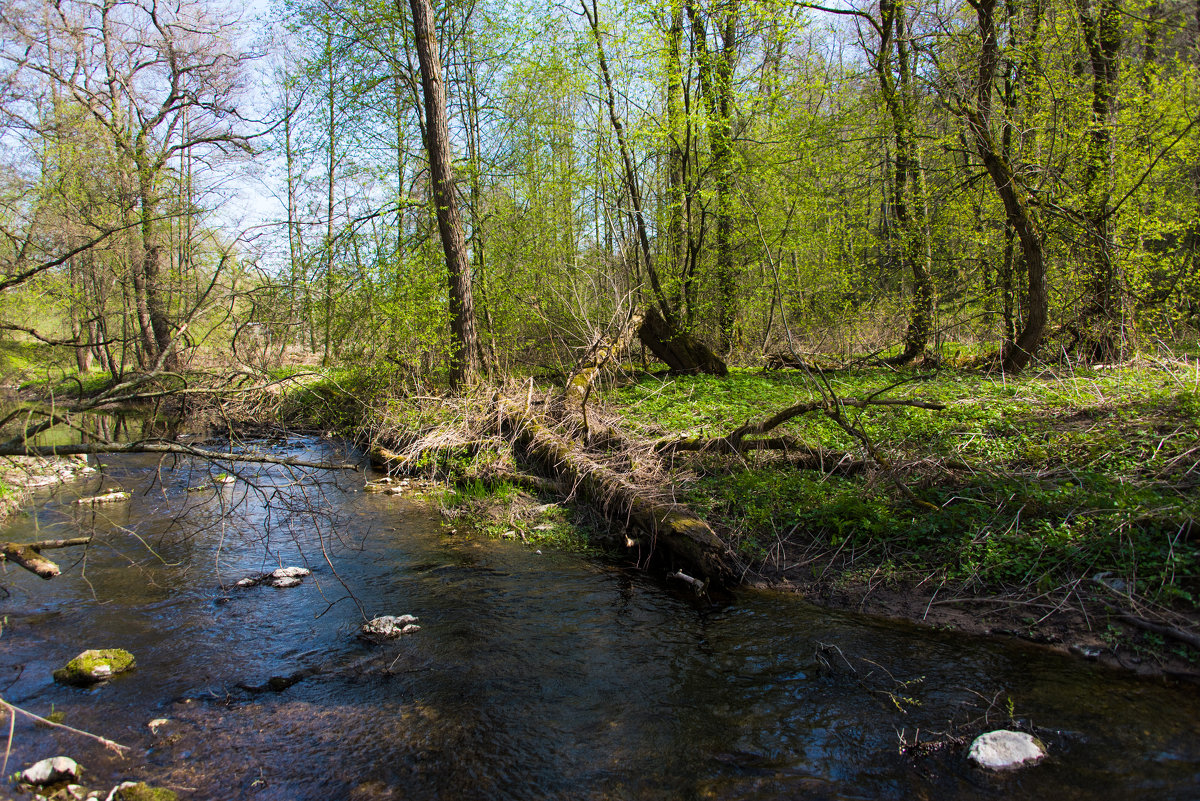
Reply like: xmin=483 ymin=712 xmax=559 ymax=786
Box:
xmin=1 ymin=435 xmax=1198 ymax=800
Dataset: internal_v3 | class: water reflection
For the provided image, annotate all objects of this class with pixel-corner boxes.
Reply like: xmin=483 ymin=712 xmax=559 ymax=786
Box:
xmin=0 ymin=437 xmax=1197 ymax=800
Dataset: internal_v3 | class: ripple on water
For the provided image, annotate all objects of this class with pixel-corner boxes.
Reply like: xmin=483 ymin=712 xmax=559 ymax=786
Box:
xmin=1 ymin=438 xmax=1198 ymax=800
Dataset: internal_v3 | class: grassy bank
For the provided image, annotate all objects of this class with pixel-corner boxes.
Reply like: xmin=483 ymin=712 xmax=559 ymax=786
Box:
xmin=606 ymin=361 xmax=1199 ymax=601
xmin=594 ymin=359 xmax=1199 ymax=666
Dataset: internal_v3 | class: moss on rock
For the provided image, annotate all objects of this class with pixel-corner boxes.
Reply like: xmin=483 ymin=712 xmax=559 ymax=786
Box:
xmin=115 ymin=782 xmax=178 ymax=801
xmin=53 ymin=648 xmax=136 ymax=685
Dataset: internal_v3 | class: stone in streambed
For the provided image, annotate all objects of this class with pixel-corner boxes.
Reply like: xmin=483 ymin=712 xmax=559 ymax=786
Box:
xmin=111 ymin=782 xmax=179 ymax=801
xmin=360 ymin=615 xmax=420 ymax=641
xmin=968 ymin=730 xmax=1046 ymax=770
xmin=53 ymin=649 xmax=136 ymax=685
xmin=235 ymin=566 xmax=311 ymax=588
xmin=20 ymin=756 xmax=81 ymax=786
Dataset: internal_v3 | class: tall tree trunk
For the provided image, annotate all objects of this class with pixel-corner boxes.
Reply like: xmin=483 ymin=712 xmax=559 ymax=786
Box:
xmin=583 ymin=0 xmax=727 ymax=375
xmin=665 ymin=1 xmax=687 ymax=310
xmin=410 ymin=0 xmax=480 ymax=389
xmin=688 ymin=0 xmax=739 ymax=355
xmin=1075 ymin=0 xmax=1124 ymax=361
xmin=323 ymin=30 xmax=336 ymax=366
xmin=965 ymin=0 xmax=1048 ymax=373
xmin=877 ymin=0 xmax=933 ymax=365
xmin=136 ymin=159 xmax=174 ymax=369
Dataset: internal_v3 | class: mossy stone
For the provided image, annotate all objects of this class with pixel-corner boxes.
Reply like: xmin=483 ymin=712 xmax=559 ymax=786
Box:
xmin=116 ymin=783 xmax=178 ymax=801
xmin=53 ymin=648 xmax=136 ymax=685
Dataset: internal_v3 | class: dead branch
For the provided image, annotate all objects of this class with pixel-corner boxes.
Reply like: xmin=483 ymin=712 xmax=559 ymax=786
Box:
xmin=1 ymin=537 xmax=91 ymax=579
xmin=654 ymin=396 xmax=944 ymax=454
xmin=1116 ymin=614 xmax=1200 ymax=652
xmin=0 ymin=441 xmax=357 ymax=471
xmin=0 ymin=697 xmax=128 ymax=754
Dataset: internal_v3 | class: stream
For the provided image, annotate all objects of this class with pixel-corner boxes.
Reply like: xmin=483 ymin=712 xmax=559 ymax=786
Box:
xmin=1 ymin=434 xmax=1198 ymax=800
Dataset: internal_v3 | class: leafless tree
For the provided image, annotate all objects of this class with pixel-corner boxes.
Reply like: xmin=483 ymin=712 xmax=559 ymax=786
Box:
xmin=0 ymin=0 xmax=259 ymax=369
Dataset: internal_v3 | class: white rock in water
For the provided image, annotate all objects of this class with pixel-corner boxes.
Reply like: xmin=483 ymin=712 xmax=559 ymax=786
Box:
xmin=361 ymin=614 xmax=420 ymax=639
xmin=147 ymin=718 xmax=170 ymax=734
xmin=269 ymin=576 xmax=303 ymax=588
xmin=235 ymin=577 xmax=257 ymax=587
xmin=968 ymin=730 xmax=1046 ymax=770
xmin=271 ymin=566 xmax=311 ymax=579
xmin=21 ymin=756 xmax=81 ymax=786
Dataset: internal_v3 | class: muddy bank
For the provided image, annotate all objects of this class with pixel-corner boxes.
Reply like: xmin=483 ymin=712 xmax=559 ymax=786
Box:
xmin=745 ymin=568 xmax=1200 ymax=683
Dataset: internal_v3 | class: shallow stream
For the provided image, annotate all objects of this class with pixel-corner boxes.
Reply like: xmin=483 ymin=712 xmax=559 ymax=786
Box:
xmin=1 ymin=435 xmax=1198 ymax=799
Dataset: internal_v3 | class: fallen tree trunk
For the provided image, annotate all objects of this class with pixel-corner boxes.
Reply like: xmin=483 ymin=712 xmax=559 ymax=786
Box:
xmin=657 ymin=434 xmax=868 ymax=471
xmin=496 ymin=396 xmax=737 ymax=587
xmin=1 ymin=537 xmax=91 ymax=579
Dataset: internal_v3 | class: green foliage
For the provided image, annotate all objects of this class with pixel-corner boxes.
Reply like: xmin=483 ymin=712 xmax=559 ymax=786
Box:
xmin=615 ymin=364 xmax=1200 ymax=602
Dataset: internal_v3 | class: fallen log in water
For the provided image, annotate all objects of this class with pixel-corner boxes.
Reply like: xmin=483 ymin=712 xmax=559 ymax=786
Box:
xmin=1 ymin=537 xmax=92 ymax=579
xmin=495 ymin=396 xmax=737 ymax=587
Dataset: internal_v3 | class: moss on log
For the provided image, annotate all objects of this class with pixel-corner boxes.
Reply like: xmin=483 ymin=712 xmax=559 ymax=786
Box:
xmin=496 ymin=396 xmax=736 ymax=586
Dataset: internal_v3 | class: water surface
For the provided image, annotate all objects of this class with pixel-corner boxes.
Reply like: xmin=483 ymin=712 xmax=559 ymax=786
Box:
xmin=1 ymin=436 xmax=1197 ymax=799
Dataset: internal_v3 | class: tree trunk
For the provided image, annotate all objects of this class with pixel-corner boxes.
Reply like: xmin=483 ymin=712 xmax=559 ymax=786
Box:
xmin=965 ymin=0 xmax=1047 ymax=373
xmin=583 ymin=0 xmax=727 ymax=376
xmin=638 ymin=304 xmax=727 ymax=375
xmin=1075 ymin=0 xmax=1124 ymax=362
xmin=877 ymin=0 xmax=933 ymax=365
xmin=496 ymin=396 xmax=736 ymax=586
xmin=689 ymin=0 xmax=740 ymax=355
xmin=665 ymin=1 xmax=687 ymax=309
xmin=410 ymin=0 xmax=480 ymax=389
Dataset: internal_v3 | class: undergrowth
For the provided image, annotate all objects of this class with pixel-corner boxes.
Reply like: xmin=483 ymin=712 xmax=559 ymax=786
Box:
xmin=610 ymin=361 xmax=1200 ymax=606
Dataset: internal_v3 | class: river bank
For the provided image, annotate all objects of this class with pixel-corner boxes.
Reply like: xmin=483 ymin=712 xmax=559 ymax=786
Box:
xmin=4 ymin=357 xmax=1197 ymax=680
xmin=277 ymin=359 xmax=1200 ymax=681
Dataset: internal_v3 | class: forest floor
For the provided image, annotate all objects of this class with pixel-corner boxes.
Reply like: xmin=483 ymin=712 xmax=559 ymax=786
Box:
xmin=599 ymin=359 xmax=1200 ymax=680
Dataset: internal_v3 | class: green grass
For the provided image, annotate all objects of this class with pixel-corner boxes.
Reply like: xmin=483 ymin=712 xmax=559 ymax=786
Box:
xmin=441 ymin=479 xmax=592 ymax=551
xmin=607 ymin=363 xmax=1200 ymax=604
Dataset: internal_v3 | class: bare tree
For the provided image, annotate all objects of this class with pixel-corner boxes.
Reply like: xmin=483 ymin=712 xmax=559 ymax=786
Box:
xmin=0 ymin=0 xmax=257 ymax=369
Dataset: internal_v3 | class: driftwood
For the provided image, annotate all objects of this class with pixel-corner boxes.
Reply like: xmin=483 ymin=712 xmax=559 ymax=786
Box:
xmin=75 ymin=491 xmax=131 ymax=505
xmin=1 ymin=537 xmax=91 ymax=579
xmin=496 ymin=396 xmax=736 ymax=586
